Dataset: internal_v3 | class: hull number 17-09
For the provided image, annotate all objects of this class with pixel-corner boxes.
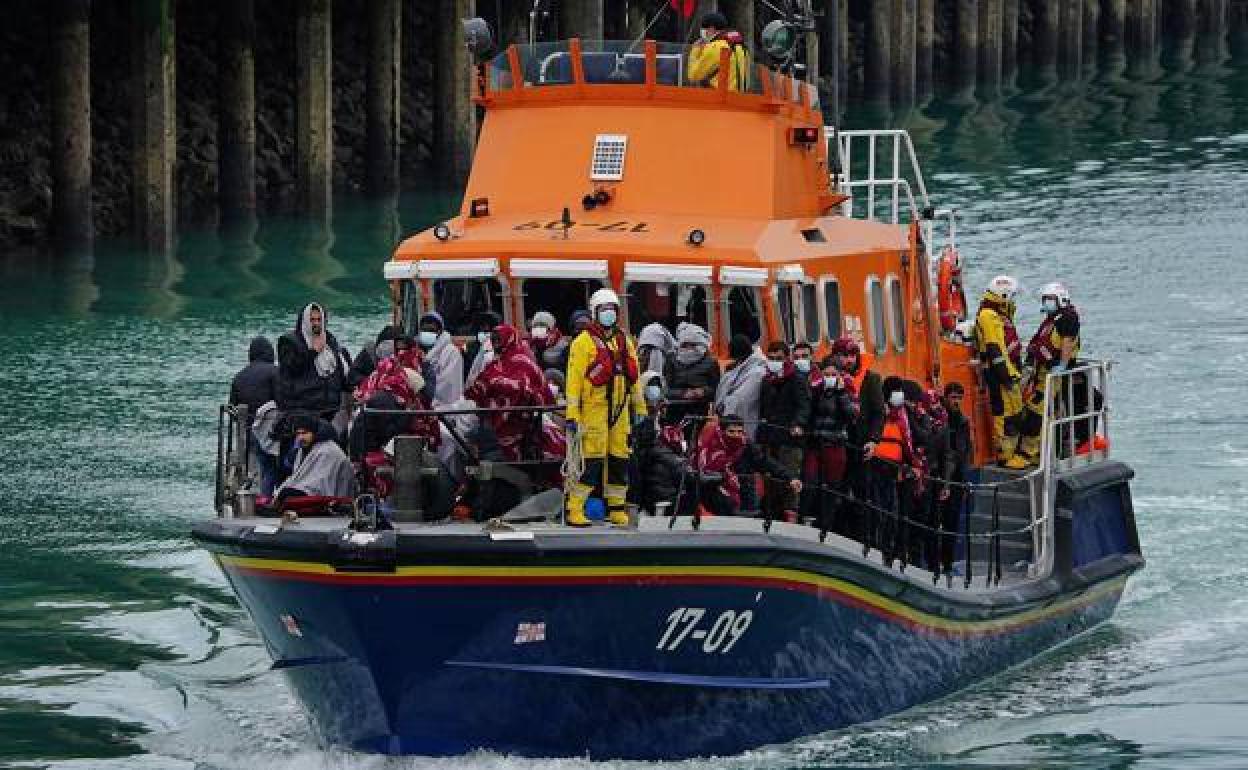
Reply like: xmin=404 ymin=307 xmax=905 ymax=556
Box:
xmin=656 ymin=607 xmax=754 ymax=653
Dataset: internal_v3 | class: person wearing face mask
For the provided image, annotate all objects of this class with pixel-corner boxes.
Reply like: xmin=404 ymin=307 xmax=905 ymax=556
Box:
xmin=564 ymin=289 xmax=647 ymax=527
xmin=465 ymin=324 xmax=558 ymax=463
xmin=630 ymin=372 xmax=686 ymax=515
xmin=461 ymin=310 xmax=501 ymax=385
xmin=867 ymin=378 xmax=917 ymax=564
xmin=830 ymin=335 xmax=884 ymax=543
xmin=637 ymin=321 xmax=676 ymax=376
xmin=975 ymin=275 xmax=1025 ymax=466
xmin=528 ymin=310 xmax=570 ymax=374
xmin=801 ymin=355 xmax=859 ymax=531
xmin=757 ymin=341 xmax=812 ymax=523
xmin=409 ymin=312 xmax=461 ymax=408
xmin=713 ymin=334 xmax=767 ymax=442
xmin=935 ymin=383 xmax=971 ymax=583
xmin=686 ymin=11 xmax=750 ymax=92
xmin=1012 ymin=282 xmax=1082 ymax=469
xmin=277 ymin=302 xmax=348 ymax=424
xmin=662 ymin=322 xmax=720 ymax=435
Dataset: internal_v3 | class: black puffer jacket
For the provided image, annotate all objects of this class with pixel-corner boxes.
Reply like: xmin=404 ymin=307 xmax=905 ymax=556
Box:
xmin=277 ymin=306 xmax=347 ymax=415
xmin=809 ymin=380 xmax=856 ymax=446
xmin=631 ymin=420 xmax=686 ymax=512
xmin=758 ymin=366 xmax=811 ymax=446
xmin=229 ymin=336 xmax=279 ymax=419
xmin=662 ymin=355 xmax=721 ymax=428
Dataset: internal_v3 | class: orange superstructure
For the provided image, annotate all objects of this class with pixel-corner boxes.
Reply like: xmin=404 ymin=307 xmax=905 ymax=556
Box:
xmin=386 ymin=38 xmax=993 ymax=464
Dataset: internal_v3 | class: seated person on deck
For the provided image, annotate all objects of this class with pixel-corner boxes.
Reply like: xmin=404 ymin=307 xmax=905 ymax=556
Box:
xmin=275 ymin=416 xmax=356 ymax=506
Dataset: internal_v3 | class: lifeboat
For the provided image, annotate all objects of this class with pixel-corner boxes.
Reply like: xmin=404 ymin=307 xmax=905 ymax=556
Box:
xmin=194 ymin=24 xmax=1143 ymax=760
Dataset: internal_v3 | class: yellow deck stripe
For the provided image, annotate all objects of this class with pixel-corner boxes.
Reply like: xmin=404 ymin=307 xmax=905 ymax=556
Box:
xmin=216 ymin=554 xmax=1129 ymax=635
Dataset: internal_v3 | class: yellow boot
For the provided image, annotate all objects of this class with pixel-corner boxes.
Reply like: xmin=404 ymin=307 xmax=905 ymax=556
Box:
xmin=565 ymin=483 xmax=592 ymax=527
xmin=606 ymin=486 xmax=631 ymax=527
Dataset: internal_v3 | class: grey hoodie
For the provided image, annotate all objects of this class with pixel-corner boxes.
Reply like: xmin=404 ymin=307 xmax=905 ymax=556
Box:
xmin=714 ymin=351 xmax=767 ymax=440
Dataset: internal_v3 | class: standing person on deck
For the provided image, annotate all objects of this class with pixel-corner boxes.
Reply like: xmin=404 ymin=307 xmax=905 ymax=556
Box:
xmin=417 ymin=312 xmax=464 ymax=407
xmin=868 ymin=380 xmax=917 ymax=565
xmin=802 ymin=355 xmax=858 ymax=530
xmin=528 ymin=310 xmax=570 ymax=374
xmin=757 ymin=341 xmax=811 ymax=523
xmin=1013 ymin=282 xmax=1082 ymax=468
xmin=974 ymin=275 xmax=1024 ymax=466
xmin=564 ymin=289 xmax=648 ymax=527
xmin=714 ymin=334 xmax=767 ymax=441
xmin=937 ymin=382 xmax=973 ymax=583
xmin=662 ymin=322 xmax=719 ymax=433
xmin=832 ymin=335 xmax=884 ymax=541
xmin=686 ymin=11 xmax=750 ymax=92
xmin=465 ymin=324 xmax=560 ymax=463
xmin=637 ymin=322 xmax=676 ymax=376
xmin=277 ymin=303 xmax=348 ymax=424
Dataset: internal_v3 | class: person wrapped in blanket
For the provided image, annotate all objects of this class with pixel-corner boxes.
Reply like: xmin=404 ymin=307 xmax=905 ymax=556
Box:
xmin=274 ymin=415 xmax=356 ymax=509
xmin=677 ymin=415 xmax=801 ymax=518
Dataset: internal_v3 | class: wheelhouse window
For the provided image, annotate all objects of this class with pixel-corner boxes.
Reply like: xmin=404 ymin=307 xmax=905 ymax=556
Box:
xmin=519 ymin=278 xmax=603 ymax=333
xmin=432 ymin=278 xmax=507 ymax=336
xmin=724 ymin=286 xmax=762 ymax=343
xmin=775 ymin=284 xmax=798 ymax=344
xmin=822 ymin=279 xmax=842 ymax=341
xmin=866 ymin=276 xmax=886 ymax=355
xmin=626 ymin=281 xmax=712 ymax=336
xmin=801 ymin=282 xmax=819 ymax=343
xmin=886 ymin=274 xmax=907 ymax=351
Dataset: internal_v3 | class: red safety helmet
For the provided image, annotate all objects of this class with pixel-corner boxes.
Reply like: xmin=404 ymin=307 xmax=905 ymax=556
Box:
xmin=830 ymin=336 xmax=860 ymax=357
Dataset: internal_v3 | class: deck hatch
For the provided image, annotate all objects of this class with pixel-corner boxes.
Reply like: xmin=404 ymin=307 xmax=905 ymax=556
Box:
xmin=591 ymin=134 xmax=628 ymax=181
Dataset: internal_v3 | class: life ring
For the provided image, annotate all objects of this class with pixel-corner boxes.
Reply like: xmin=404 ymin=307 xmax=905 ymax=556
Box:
xmin=937 ymin=245 xmax=968 ymax=334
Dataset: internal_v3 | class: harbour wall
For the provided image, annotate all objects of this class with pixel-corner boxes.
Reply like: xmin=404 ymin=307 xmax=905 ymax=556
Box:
xmin=1 ymin=0 xmax=1246 ymax=255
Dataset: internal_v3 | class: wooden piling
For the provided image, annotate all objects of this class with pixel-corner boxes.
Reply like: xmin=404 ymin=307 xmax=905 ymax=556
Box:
xmin=51 ymin=0 xmax=92 ymax=251
xmin=1033 ymin=0 xmax=1060 ymax=76
xmin=820 ymin=0 xmax=845 ymax=116
xmin=366 ymin=0 xmax=400 ymax=197
xmin=434 ymin=0 xmax=476 ymax=184
xmin=866 ymin=0 xmax=892 ymax=100
xmin=132 ymin=0 xmax=176 ymax=252
xmin=1002 ymin=0 xmax=1019 ymax=76
xmin=1059 ymin=0 xmax=1083 ymax=78
xmin=978 ymin=0 xmax=1002 ymax=95
xmin=218 ymin=0 xmax=255 ymax=223
xmin=917 ymin=0 xmax=935 ymax=98
xmin=1103 ymin=0 xmax=1126 ymax=55
xmin=1083 ymin=0 xmax=1099 ymax=69
xmin=955 ymin=0 xmax=979 ymax=93
xmin=1198 ymin=0 xmax=1229 ymax=55
xmin=892 ymin=0 xmax=916 ymax=104
xmin=296 ymin=0 xmax=332 ymax=220
xmin=560 ymin=0 xmax=603 ymax=40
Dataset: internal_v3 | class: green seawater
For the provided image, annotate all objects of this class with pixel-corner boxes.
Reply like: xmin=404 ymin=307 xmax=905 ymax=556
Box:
xmin=2 ymin=47 xmax=1248 ymax=769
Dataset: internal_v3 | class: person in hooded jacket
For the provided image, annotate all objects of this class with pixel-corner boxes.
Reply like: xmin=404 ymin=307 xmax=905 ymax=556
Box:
xmin=462 ymin=310 xmax=502 ymax=386
xmin=832 ymin=335 xmax=885 ymax=542
xmin=680 ymin=415 xmax=800 ymax=517
xmin=758 ymin=340 xmax=811 ymax=522
xmin=662 ymin=322 xmax=720 ymax=433
xmin=275 ymin=415 xmax=356 ymax=506
xmin=528 ymin=310 xmax=570 ymax=374
xmin=630 ymin=372 xmax=687 ymax=515
xmin=714 ymin=334 xmax=766 ymax=440
xmin=346 ymin=325 xmax=402 ymax=389
xmin=231 ymin=336 xmax=279 ymax=421
xmin=465 ymin=324 xmax=561 ymax=463
xmin=637 ymin=322 xmax=676 ymax=376
xmin=416 ymin=312 xmax=464 ymax=407
xmin=801 ymin=354 xmax=858 ymax=531
xmin=277 ymin=303 xmax=348 ymax=423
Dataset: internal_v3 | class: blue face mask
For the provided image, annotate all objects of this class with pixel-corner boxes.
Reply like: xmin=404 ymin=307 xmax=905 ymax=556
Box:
xmin=477 ymin=331 xmax=490 ymax=344
xmin=794 ymin=358 xmax=811 ymax=373
xmin=645 ymin=385 xmax=662 ymax=402
xmin=597 ymin=308 xmax=617 ymax=327
xmin=418 ymin=330 xmax=437 ymax=348
xmin=1042 ymin=299 xmax=1059 ymax=316
xmin=765 ymin=359 xmax=783 ymax=375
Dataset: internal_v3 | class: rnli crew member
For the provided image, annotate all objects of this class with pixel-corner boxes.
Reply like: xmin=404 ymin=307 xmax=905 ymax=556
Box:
xmin=974 ymin=275 xmax=1024 ymax=466
xmin=1012 ymin=282 xmax=1081 ymax=468
xmin=565 ymin=289 xmax=648 ymax=527
xmin=686 ymin=11 xmax=750 ymax=92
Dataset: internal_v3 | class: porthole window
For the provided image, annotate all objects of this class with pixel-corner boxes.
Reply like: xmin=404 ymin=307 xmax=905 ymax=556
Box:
xmin=801 ymin=282 xmax=819 ymax=343
xmin=822 ymin=279 xmax=842 ymax=341
xmin=886 ymin=274 xmax=907 ymax=351
xmin=866 ymin=276 xmax=886 ymax=355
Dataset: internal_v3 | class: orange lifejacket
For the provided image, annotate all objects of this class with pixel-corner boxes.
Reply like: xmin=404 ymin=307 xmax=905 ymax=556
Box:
xmin=850 ymin=352 xmax=876 ymax=395
xmin=937 ymin=246 xmax=968 ymax=333
xmin=875 ymin=419 xmax=906 ymax=463
xmin=584 ymin=324 xmax=639 ymax=387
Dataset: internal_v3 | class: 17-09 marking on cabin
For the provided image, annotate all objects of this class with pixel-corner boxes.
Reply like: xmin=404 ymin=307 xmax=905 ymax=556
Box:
xmin=512 ymin=220 xmax=650 ymax=232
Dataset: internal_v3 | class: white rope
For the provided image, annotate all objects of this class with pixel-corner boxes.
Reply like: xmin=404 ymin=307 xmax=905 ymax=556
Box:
xmin=561 ymin=427 xmax=585 ymax=522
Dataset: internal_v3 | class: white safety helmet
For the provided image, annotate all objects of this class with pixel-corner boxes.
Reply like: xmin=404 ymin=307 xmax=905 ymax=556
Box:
xmin=986 ymin=275 xmax=1020 ymax=302
xmin=1039 ymin=281 xmax=1071 ymax=308
xmin=589 ymin=287 xmax=621 ymax=313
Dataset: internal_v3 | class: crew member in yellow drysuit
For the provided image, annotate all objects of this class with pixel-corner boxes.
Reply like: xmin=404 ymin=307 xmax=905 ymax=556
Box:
xmin=1012 ymin=282 xmax=1082 ymax=468
xmin=974 ymin=275 xmax=1024 ymax=466
xmin=686 ymin=11 xmax=750 ymax=92
xmin=565 ymin=288 xmax=647 ymax=527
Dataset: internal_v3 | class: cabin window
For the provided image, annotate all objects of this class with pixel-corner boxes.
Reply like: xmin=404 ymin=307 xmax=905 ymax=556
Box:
xmin=822 ymin=279 xmax=842 ymax=341
xmin=775 ymin=284 xmax=798 ymax=344
xmin=432 ymin=278 xmax=507 ymax=336
xmin=886 ymin=274 xmax=907 ymax=351
xmin=519 ymin=278 xmax=603 ymax=333
xmin=866 ymin=276 xmax=886 ymax=355
xmin=724 ymin=286 xmax=762 ymax=343
xmin=801 ymin=282 xmax=819 ymax=343
xmin=399 ymin=280 xmax=422 ymax=337
xmin=625 ymin=281 xmax=712 ymax=337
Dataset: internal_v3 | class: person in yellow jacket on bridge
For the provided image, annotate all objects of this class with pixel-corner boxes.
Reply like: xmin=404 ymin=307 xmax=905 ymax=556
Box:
xmin=1013 ymin=282 xmax=1082 ymax=468
xmin=565 ymin=288 xmax=648 ymax=527
xmin=974 ymin=275 xmax=1024 ymax=466
xmin=686 ymin=12 xmax=750 ymax=92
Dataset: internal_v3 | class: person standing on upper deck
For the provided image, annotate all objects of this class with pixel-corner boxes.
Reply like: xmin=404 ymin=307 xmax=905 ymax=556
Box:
xmin=686 ymin=11 xmax=750 ymax=92
xmin=974 ymin=275 xmax=1025 ymax=466
xmin=565 ymin=289 xmax=648 ymax=527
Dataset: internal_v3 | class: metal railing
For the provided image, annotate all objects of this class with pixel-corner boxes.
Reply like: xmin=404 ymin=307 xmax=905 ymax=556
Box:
xmin=215 ymin=404 xmax=254 ymax=517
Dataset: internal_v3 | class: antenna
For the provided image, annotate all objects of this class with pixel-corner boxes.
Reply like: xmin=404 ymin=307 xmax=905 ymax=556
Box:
xmin=529 ymin=0 xmax=550 ymax=44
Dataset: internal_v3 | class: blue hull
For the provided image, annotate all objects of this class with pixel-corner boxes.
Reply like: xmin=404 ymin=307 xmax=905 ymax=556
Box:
xmin=215 ymin=553 xmax=1131 ymax=759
